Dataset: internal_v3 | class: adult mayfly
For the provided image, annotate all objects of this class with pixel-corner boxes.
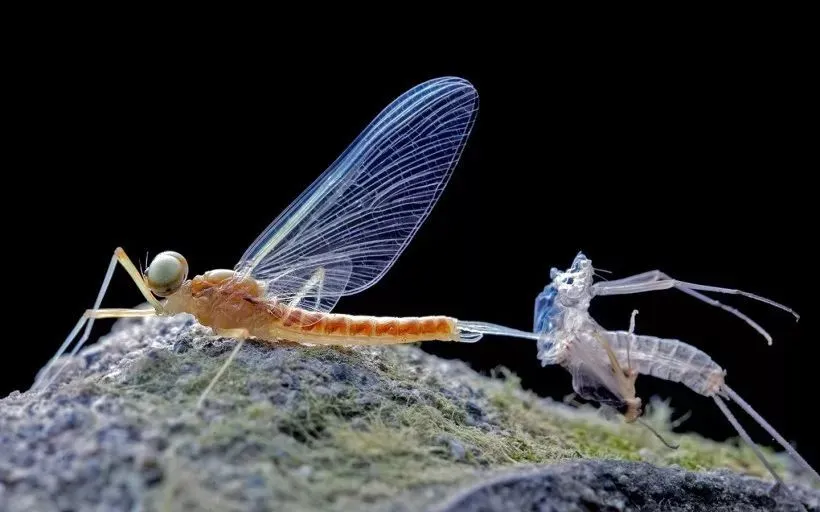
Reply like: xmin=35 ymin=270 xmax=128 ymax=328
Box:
xmin=36 ymin=77 xmax=489 ymax=401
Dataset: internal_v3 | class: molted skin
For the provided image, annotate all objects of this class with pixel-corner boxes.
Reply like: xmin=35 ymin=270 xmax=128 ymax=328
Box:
xmin=162 ymin=270 xmax=459 ymax=346
xmin=534 ymin=253 xmax=643 ymax=422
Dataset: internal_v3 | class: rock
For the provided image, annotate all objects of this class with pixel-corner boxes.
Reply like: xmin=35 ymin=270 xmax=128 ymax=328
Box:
xmin=434 ymin=459 xmax=820 ymax=512
xmin=0 ymin=314 xmax=816 ymax=511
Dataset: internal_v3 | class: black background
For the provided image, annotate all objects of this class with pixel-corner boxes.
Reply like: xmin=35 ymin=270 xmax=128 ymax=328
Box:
xmin=4 ymin=38 xmax=815 ymax=471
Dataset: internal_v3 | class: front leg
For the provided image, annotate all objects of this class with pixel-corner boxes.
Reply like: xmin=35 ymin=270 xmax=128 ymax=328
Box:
xmin=593 ymin=270 xmax=665 ymax=287
xmin=34 ymin=247 xmax=164 ymax=391
xmin=35 ymin=307 xmax=157 ymax=390
xmin=591 ymin=269 xmax=798 ymax=345
xmin=592 ymin=269 xmax=797 ymax=317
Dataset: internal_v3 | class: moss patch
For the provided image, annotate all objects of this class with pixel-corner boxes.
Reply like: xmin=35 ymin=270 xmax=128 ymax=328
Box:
xmin=3 ymin=316 xmax=806 ymax=512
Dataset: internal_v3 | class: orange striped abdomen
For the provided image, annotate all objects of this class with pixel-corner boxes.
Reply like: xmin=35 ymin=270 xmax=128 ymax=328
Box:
xmin=182 ymin=281 xmax=460 ymax=346
xmin=279 ymin=311 xmax=459 ymax=345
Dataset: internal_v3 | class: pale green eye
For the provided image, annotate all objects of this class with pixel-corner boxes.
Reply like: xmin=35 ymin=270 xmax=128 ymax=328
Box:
xmin=144 ymin=251 xmax=188 ymax=296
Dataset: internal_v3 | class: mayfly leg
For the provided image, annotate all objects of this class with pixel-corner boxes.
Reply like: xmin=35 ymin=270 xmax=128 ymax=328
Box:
xmin=627 ymin=309 xmax=638 ymax=369
xmin=34 ymin=248 xmax=163 ymax=391
xmin=287 ymin=267 xmax=326 ymax=310
xmin=623 ymin=310 xmax=680 ymax=448
xmin=590 ymin=330 xmax=628 ymax=384
xmin=713 ymin=394 xmax=816 ymax=512
xmin=712 ymin=395 xmax=797 ymax=499
xmin=197 ymin=266 xmax=327 ymax=409
xmin=721 ymin=386 xmax=820 ymax=483
xmin=591 ymin=270 xmax=799 ymax=345
xmin=35 ymin=307 xmax=157 ymax=391
xmin=589 ymin=329 xmax=640 ymax=422
xmin=33 ymin=253 xmax=118 ymax=390
xmin=616 ymin=312 xmax=681 ymax=449
xmin=196 ymin=329 xmax=250 ymax=409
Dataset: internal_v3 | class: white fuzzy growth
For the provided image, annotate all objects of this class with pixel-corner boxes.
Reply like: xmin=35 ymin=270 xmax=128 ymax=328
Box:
xmin=147 ymin=253 xmax=183 ymax=286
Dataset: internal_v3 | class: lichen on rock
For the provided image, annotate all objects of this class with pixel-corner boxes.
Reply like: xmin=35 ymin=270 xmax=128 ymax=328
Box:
xmin=0 ymin=314 xmax=816 ymax=511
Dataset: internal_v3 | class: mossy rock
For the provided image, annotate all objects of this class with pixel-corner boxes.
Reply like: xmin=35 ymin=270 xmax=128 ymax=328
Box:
xmin=0 ymin=315 xmax=813 ymax=511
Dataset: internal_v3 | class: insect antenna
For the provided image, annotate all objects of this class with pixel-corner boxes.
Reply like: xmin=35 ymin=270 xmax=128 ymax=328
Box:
xmin=141 ymin=251 xmax=149 ymax=276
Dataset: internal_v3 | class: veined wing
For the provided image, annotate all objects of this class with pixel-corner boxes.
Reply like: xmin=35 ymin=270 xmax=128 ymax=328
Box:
xmin=235 ymin=76 xmax=478 ymax=314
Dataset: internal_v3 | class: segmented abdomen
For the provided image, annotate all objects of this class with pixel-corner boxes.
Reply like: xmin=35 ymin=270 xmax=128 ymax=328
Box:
xmin=209 ymin=293 xmax=460 ymax=345
xmin=607 ymin=331 xmax=726 ymax=396
xmin=278 ymin=307 xmax=458 ymax=344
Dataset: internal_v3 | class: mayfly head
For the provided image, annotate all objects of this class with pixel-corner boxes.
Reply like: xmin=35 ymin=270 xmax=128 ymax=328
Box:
xmin=143 ymin=250 xmax=189 ymax=297
xmin=550 ymin=252 xmax=595 ymax=305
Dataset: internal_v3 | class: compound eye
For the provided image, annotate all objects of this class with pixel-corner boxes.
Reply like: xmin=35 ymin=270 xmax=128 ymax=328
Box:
xmin=144 ymin=251 xmax=188 ymax=296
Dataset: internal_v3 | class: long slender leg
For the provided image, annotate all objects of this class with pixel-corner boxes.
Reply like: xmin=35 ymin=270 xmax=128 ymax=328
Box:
xmin=595 ymin=273 xmax=798 ymax=319
xmin=85 ymin=308 xmax=158 ymax=319
xmin=590 ymin=330 xmax=633 ymax=401
xmin=66 ymin=308 xmax=158 ymax=360
xmin=35 ymin=307 xmax=157 ymax=391
xmin=596 ymin=271 xmax=799 ymax=319
xmin=278 ymin=266 xmax=327 ymax=328
xmin=637 ymin=418 xmax=680 ymax=450
xmin=723 ymin=385 xmax=820 ymax=483
xmin=197 ymin=336 xmax=248 ymax=409
xmin=34 ymin=253 xmax=119 ymax=390
xmin=713 ymin=395 xmax=807 ymax=511
xmin=34 ymin=247 xmax=163 ymax=390
xmin=114 ymin=247 xmax=164 ymax=311
xmin=591 ymin=331 xmax=626 ymax=379
xmin=619 ymin=311 xmax=680 ymax=449
xmin=288 ymin=267 xmax=325 ymax=309
xmin=591 ymin=270 xmax=798 ymax=345
xmin=595 ymin=270 xmax=664 ymax=287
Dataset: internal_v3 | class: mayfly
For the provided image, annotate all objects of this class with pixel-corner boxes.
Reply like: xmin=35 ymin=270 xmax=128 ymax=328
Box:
xmin=463 ymin=252 xmax=817 ymax=491
xmin=36 ymin=77 xmax=493 ymax=402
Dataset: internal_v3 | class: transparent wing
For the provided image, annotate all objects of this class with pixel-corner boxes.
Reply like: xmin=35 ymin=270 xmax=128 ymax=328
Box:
xmin=235 ymin=76 xmax=478 ymax=315
xmin=264 ymin=254 xmax=353 ymax=314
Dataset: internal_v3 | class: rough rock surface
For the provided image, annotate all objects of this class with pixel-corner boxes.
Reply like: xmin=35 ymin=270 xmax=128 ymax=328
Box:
xmin=1 ymin=314 xmax=817 ymax=511
xmin=435 ymin=460 xmax=819 ymax=512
